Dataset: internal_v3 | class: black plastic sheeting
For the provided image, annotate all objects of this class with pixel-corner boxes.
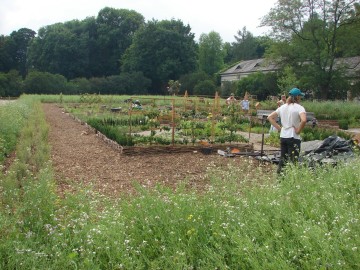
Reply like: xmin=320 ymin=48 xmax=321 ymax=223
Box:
xmin=257 ymin=135 xmax=357 ymax=166
xmin=301 ymin=135 xmax=356 ymax=167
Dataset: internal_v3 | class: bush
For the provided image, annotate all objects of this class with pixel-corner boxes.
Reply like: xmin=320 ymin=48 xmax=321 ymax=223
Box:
xmin=24 ymin=71 xmax=68 ymax=94
xmin=338 ymin=119 xmax=349 ymax=130
xmin=193 ymin=80 xmax=217 ymax=96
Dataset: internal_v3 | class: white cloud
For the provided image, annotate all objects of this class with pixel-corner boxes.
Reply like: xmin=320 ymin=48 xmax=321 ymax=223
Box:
xmin=0 ymin=0 xmax=277 ymax=42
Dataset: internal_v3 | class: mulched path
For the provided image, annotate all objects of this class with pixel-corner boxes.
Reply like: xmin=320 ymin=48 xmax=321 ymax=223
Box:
xmin=43 ymin=104 xmax=276 ymax=197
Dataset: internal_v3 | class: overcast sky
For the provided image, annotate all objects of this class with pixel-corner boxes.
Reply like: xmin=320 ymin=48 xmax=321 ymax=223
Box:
xmin=0 ymin=0 xmax=278 ymax=43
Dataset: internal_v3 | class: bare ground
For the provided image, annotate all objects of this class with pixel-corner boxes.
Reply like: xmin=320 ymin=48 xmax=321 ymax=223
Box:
xmin=43 ymin=103 xmax=277 ymax=197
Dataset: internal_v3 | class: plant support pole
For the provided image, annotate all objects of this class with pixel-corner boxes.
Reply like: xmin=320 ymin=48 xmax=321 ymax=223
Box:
xmin=172 ymin=98 xmax=175 ymax=145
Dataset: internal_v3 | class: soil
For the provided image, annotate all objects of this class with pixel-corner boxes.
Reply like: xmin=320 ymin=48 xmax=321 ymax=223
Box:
xmin=42 ymin=104 xmax=277 ymax=197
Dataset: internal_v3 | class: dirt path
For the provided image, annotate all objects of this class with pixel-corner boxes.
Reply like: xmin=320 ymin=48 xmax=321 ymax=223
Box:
xmin=43 ymin=104 xmax=276 ymax=197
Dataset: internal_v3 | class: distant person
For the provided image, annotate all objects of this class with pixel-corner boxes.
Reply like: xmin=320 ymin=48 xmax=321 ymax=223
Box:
xmin=312 ymin=117 xmax=317 ymax=128
xmin=270 ymin=94 xmax=286 ymax=132
xmin=132 ymin=100 xmax=142 ymax=110
xmin=226 ymin=93 xmax=237 ymax=105
xmin=267 ymin=88 xmax=307 ymax=174
xmin=240 ymin=94 xmax=250 ymax=114
xmin=277 ymin=94 xmax=286 ymax=107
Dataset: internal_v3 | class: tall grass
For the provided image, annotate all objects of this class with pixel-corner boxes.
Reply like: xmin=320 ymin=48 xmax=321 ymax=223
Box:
xmin=250 ymin=99 xmax=360 ymax=122
xmin=302 ymin=100 xmax=360 ymax=120
xmin=0 ymin=99 xmax=31 ymax=164
xmin=37 ymin=94 xmax=213 ymax=107
xmin=0 ymin=97 xmax=359 ymax=269
xmin=0 ymin=96 xmax=58 ymax=268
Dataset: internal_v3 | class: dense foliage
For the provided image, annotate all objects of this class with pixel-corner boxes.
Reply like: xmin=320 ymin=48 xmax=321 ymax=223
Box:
xmin=236 ymin=72 xmax=279 ymax=100
xmin=198 ymin=32 xmax=225 ymax=76
xmin=262 ymin=0 xmax=360 ymax=99
xmin=121 ymin=19 xmax=198 ymax=94
xmin=0 ymin=2 xmax=359 ymax=99
xmin=27 ymin=8 xmax=145 ymax=79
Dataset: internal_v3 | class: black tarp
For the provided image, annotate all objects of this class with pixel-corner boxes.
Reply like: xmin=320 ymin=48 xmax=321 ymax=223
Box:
xmin=256 ymin=135 xmax=356 ymax=166
xmin=302 ymin=135 xmax=355 ymax=166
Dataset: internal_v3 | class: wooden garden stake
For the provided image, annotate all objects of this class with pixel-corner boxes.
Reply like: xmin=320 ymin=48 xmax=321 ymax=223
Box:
xmin=128 ymin=102 xmax=132 ymax=136
xmin=172 ymin=98 xmax=175 ymax=145
xmin=248 ymin=100 xmax=252 ymax=141
xmin=211 ymin=92 xmax=218 ymax=143
xmin=184 ymin=90 xmax=188 ymax=112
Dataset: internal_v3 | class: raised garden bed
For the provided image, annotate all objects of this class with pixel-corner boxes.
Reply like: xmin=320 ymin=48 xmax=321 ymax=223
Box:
xmin=122 ymin=143 xmax=253 ymax=155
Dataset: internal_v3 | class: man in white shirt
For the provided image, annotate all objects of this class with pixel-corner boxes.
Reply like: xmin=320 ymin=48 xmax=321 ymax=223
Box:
xmin=240 ymin=95 xmax=250 ymax=114
xmin=267 ymin=88 xmax=307 ymax=174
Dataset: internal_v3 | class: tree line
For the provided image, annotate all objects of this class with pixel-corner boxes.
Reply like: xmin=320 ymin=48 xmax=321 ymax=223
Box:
xmin=1 ymin=1 xmax=360 ymax=100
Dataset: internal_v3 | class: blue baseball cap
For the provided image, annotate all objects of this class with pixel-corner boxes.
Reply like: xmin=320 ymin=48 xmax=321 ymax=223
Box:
xmin=289 ymin=88 xmax=305 ymax=97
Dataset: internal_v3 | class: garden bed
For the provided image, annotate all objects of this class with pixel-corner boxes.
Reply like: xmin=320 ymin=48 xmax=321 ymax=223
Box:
xmin=122 ymin=143 xmax=253 ymax=155
xmin=317 ymin=119 xmax=339 ymax=128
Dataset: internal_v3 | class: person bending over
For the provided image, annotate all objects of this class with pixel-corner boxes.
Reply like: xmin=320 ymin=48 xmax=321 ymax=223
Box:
xmin=226 ymin=93 xmax=237 ymax=105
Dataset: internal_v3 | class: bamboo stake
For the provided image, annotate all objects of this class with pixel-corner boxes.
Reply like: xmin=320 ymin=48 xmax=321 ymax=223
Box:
xmin=211 ymin=92 xmax=218 ymax=143
xmin=128 ymin=102 xmax=133 ymax=136
xmin=171 ymin=98 xmax=175 ymax=145
xmin=184 ymin=90 xmax=188 ymax=112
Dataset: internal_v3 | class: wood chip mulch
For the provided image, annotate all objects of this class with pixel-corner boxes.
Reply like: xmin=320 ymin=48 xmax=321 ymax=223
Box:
xmin=43 ymin=103 xmax=276 ymax=198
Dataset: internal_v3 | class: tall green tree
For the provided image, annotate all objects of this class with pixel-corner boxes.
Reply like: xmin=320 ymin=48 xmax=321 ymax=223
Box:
xmin=277 ymin=65 xmax=299 ymax=95
xmin=198 ymin=31 xmax=225 ymax=76
xmin=27 ymin=8 xmax=144 ymax=79
xmin=121 ymin=19 xmax=197 ymax=94
xmin=94 ymin=7 xmax=145 ymax=76
xmin=0 ymin=28 xmax=35 ymax=77
xmin=262 ymin=0 xmax=360 ymax=99
xmin=233 ymin=27 xmax=259 ymax=61
xmin=27 ymin=22 xmax=91 ymax=79
xmin=0 ymin=35 xmax=14 ymax=72
xmin=224 ymin=27 xmax=270 ymax=64
xmin=10 ymin=28 xmax=36 ymax=78
xmin=336 ymin=3 xmax=360 ymax=57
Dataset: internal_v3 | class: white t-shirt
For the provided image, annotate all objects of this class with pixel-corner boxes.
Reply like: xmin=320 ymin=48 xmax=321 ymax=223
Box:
xmin=275 ymin=103 xmax=306 ymax=139
xmin=240 ymin=99 xmax=249 ymax=110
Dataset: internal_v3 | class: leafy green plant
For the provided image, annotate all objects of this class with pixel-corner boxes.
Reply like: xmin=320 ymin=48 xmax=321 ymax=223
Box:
xmin=265 ymin=131 xmax=280 ymax=147
xmin=179 ymin=120 xmax=206 ymax=144
xmin=338 ymin=119 xmax=349 ymax=130
xmin=87 ymin=118 xmax=134 ymax=146
xmin=215 ymin=134 xmax=248 ymax=144
xmin=301 ymin=126 xmax=352 ymax=141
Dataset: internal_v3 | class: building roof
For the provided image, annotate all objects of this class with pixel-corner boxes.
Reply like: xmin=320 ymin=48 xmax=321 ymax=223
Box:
xmin=221 ymin=56 xmax=360 ymax=77
xmin=221 ymin=58 xmax=279 ymax=76
xmin=333 ymin=56 xmax=360 ymax=77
